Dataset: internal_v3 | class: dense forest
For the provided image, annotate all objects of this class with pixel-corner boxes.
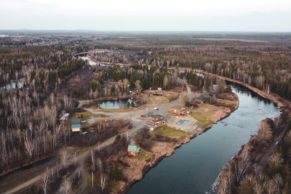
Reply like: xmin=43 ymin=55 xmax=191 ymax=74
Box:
xmin=0 ymin=46 xmax=86 ymax=173
xmin=217 ymin=112 xmax=291 ymax=194
xmin=0 ymin=43 xmax=222 ymax=174
xmin=145 ymin=45 xmax=291 ymax=100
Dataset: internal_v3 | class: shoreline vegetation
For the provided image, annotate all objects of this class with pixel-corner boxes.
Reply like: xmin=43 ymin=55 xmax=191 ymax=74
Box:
xmin=194 ymin=69 xmax=291 ymax=111
xmin=0 ymin=69 xmax=288 ymax=194
xmin=1 ymin=67 xmax=289 ymax=194
xmin=216 ymin=104 xmax=291 ymax=194
xmin=200 ymin=71 xmax=291 ymax=194
xmin=117 ymin=69 xmax=291 ymax=194
xmin=111 ymin=91 xmax=239 ymax=194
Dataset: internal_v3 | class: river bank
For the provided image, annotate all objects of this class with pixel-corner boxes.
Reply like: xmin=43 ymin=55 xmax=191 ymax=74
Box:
xmin=126 ymin=84 xmax=281 ymax=194
xmin=216 ymin=109 xmax=291 ymax=194
xmin=108 ymin=91 xmax=239 ymax=194
xmin=212 ymin=87 xmax=291 ymax=193
xmin=195 ymin=69 xmax=291 ymax=112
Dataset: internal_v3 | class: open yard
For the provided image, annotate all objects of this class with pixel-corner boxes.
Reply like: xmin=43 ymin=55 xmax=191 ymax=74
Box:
xmin=137 ymin=150 xmax=153 ymax=161
xmin=153 ymin=125 xmax=187 ymax=138
xmin=191 ymin=103 xmax=223 ymax=126
xmin=73 ymin=111 xmax=92 ymax=120
xmin=217 ymin=98 xmax=237 ymax=107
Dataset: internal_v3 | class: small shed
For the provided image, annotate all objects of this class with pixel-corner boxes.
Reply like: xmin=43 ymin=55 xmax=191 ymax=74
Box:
xmin=127 ymin=145 xmax=140 ymax=156
xmin=60 ymin=113 xmax=70 ymax=121
xmin=71 ymin=118 xmax=81 ymax=132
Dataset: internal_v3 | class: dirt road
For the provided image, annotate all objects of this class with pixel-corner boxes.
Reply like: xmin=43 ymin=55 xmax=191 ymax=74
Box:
xmin=86 ymin=91 xmax=187 ymax=135
xmin=2 ymin=134 xmax=118 ymax=194
xmin=2 ymin=91 xmax=187 ymax=194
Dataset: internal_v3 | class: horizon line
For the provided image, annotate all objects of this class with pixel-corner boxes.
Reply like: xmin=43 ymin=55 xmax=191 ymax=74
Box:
xmin=1 ymin=29 xmax=291 ymax=34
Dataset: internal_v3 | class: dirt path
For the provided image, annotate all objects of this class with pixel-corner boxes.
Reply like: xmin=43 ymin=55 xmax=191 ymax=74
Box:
xmin=2 ymin=92 xmax=185 ymax=192
xmin=1 ymin=92 xmax=187 ymax=194
xmin=1 ymin=134 xmax=118 ymax=194
xmin=85 ymin=91 xmax=186 ymax=137
xmin=4 ymin=175 xmax=44 ymax=194
xmin=4 ymin=69 xmax=261 ymax=193
xmin=0 ymin=157 xmax=57 ymax=193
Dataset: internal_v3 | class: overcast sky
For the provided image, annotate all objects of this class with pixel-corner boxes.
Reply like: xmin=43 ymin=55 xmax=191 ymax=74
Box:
xmin=1 ymin=0 xmax=291 ymax=31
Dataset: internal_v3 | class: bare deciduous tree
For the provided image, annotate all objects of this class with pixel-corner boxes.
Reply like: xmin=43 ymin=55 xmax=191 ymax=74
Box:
xmin=63 ymin=178 xmax=71 ymax=194
xmin=100 ymin=173 xmax=107 ymax=192
xmin=24 ymin=133 xmax=34 ymax=157
xmin=60 ymin=149 xmax=68 ymax=167
xmin=254 ymin=180 xmax=264 ymax=194
xmin=41 ymin=168 xmax=50 ymax=194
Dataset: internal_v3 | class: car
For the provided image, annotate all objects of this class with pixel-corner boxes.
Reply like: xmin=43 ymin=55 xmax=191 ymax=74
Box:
xmin=275 ymin=140 xmax=279 ymax=145
xmin=154 ymin=107 xmax=159 ymax=110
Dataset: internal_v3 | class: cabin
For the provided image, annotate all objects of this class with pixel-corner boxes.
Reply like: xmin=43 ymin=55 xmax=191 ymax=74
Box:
xmin=147 ymin=114 xmax=166 ymax=127
xmin=127 ymin=145 xmax=140 ymax=156
xmin=60 ymin=113 xmax=69 ymax=121
xmin=169 ymin=108 xmax=187 ymax=116
xmin=71 ymin=118 xmax=81 ymax=132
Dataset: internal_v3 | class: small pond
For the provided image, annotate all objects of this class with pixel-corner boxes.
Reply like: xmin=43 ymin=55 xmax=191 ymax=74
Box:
xmin=99 ymin=98 xmax=137 ymax=109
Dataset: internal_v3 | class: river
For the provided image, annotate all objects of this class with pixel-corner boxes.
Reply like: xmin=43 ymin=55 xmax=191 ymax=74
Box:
xmin=127 ymin=85 xmax=280 ymax=194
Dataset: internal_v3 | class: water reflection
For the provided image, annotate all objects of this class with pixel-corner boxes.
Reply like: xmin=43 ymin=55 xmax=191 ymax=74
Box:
xmin=99 ymin=98 xmax=136 ymax=109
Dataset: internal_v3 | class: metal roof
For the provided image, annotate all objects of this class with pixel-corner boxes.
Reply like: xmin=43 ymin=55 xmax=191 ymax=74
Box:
xmin=128 ymin=145 xmax=140 ymax=153
xmin=71 ymin=118 xmax=80 ymax=128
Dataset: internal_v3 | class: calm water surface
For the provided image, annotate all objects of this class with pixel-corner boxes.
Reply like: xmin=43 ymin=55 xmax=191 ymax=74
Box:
xmin=127 ymin=85 xmax=280 ymax=194
xmin=99 ymin=99 xmax=136 ymax=109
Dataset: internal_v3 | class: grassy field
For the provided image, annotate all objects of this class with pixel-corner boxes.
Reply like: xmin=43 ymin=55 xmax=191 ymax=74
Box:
xmin=154 ymin=125 xmax=187 ymax=138
xmin=217 ymin=98 xmax=236 ymax=107
xmin=146 ymin=90 xmax=179 ymax=104
xmin=137 ymin=150 xmax=153 ymax=161
xmin=191 ymin=112 xmax=212 ymax=126
xmin=191 ymin=103 xmax=220 ymax=126
xmin=97 ymin=107 xmax=135 ymax=113
xmin=73 ymin=111 xmax=92 ymax=120
xmin=148 ymin=95 xmax=169 ymax=104
xmin=96 ymin=94 xmax=176 ymax=113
